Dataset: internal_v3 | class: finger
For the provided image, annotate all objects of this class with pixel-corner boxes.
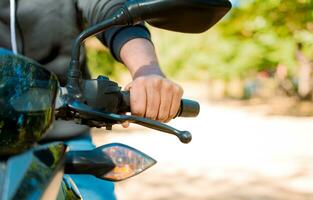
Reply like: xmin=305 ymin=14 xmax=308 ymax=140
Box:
xmin=130 ymin=80 xmax=147 ymax=117
xmin=168 ymin=86 xmax=183 ymax=122
xmin=145 ymin=79 xmax=161 ymax=120
xmin=122 ymin=121 xmax=130 ymax=128
xmin=157 ymin=81 xmax=173 ymax=122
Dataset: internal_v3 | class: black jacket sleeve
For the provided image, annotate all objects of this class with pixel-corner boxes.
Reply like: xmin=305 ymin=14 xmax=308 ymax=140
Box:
xmin=76 ymin=0 xmax=151 ymax=61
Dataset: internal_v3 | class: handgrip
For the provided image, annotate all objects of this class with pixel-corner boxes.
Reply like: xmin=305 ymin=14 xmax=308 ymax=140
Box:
xmin=120 ymin=91 xmax=200 ymax=117
xmin=176 ymin=99 xmax=200 ymax=117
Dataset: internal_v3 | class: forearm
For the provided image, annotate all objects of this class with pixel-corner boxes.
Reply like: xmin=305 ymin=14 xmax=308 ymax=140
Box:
xmin=120 ymin=38 xmax=165 ymax=79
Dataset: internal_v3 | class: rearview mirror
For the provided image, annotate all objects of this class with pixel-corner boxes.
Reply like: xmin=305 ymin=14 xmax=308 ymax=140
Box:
xmin=0 ymin=53 xmax=58 ymax=156
xmin=125 ymin=0 xmax=232 ymax=33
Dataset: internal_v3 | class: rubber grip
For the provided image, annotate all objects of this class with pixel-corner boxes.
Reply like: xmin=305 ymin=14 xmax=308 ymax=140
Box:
xmin=120 ymin=91 xmax=200 ymax=117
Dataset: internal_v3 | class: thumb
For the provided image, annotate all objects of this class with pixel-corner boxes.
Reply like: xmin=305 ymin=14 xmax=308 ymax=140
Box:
xmin=124 ymin=82 xmax=133 ymax=91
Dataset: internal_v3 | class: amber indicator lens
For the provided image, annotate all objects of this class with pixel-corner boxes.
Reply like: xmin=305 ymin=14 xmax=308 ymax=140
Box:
xmin=101 ymin=143 xmax=156 ymax=181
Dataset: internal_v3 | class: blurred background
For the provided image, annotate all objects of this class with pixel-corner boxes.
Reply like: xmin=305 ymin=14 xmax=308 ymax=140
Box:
xmin=89 ymin=0 xmax=313 ymax=199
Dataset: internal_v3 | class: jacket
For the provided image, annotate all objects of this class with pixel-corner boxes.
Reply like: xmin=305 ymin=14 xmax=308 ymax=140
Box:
xmin=0 ymin=0 xmax=151 ymax=85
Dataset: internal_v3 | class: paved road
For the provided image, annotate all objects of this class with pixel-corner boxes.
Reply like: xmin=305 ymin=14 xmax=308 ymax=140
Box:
xmin=92 ymin=102 xmax=313 ymax=200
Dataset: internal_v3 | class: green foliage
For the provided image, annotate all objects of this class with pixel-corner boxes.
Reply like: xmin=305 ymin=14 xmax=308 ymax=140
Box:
xmin=155 ymin=0 xmax=313 ymax=80
xmin=216 ymin=0 xmax=313 ymax=77
xmin=86 ymin=44 xmax=127 ymax=80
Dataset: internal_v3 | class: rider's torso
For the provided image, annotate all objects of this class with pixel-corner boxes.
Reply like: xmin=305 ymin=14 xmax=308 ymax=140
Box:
xmin=0 ymin=0 xmax=84 ymax=85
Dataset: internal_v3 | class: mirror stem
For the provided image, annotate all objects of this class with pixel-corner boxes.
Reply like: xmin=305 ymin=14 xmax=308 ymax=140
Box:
xmin=66 ymin=7 xmax=131 ymax=99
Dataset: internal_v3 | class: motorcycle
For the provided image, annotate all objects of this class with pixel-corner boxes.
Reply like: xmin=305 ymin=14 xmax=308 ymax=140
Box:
xmin=0 ymin=0 xmax=231 ymax=199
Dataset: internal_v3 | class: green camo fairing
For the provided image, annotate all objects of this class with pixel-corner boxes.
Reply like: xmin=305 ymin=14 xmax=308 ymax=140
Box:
xmin=0 ymin=55 xmax=58 ymax=156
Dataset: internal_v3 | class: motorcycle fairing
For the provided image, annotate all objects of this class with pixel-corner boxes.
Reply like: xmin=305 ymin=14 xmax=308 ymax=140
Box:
xmin=0 ymin=142 xmax=66 ymax=200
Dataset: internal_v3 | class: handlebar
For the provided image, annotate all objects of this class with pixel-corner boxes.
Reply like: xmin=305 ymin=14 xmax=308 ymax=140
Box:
xmin=56 ymin=77 xmax=200 ymax=144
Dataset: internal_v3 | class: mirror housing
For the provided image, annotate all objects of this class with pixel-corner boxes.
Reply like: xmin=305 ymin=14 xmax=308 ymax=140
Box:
xmin=124 ymin=0 xmax=232 ymax=33
xmin=0 ymin=53 xmax=58 ymax=156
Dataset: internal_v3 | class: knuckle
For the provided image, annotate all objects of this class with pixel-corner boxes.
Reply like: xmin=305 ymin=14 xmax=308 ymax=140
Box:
xmin=179 ymin=85 xmax=184 ymax=94
xmin=174 ymin=85 xmax=184 ymax=96
xmin=130 ymin=95 xmax=137 ymax=103
xmin=152 ymin=78 xmax=162 ymax=89
xmin=158 ymin=113 xmax=168 ymax=122
xmin=147 ymin=96 xmax=159 ymax=107
xmin=169 ymin=112 xmax=177 ymax=120
xmin=130 ymin=97 xmax=141 ymax=107
xmin=131 ymin=106 xmax=145 ymax=117
xmin=170 ymin=105 xmax=180 ymax=117
xmin=146 ymin=111 xmax=158 ymax=120
xmin=173 ymin=85 xmax=180 ymax=93
xmin=145 ymin=105 xmax=159 ymax=120
xmin=163 ymin=81 xmax=173 ymax=92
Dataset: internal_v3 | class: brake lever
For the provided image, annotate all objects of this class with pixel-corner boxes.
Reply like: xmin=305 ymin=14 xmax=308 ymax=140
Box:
xmin=68 ymin=100 xmax=192 ymax=144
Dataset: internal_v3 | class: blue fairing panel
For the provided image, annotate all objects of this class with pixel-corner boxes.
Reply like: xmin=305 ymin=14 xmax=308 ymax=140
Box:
xmin=0 ymin=48 xmax=13 ymax=55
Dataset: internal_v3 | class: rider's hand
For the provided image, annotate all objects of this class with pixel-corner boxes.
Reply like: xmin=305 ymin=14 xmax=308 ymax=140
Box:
xmin=125 ymin=73 xmax=183 ymax=123
xmin=120 ymin=38 xmax=183 ymax=127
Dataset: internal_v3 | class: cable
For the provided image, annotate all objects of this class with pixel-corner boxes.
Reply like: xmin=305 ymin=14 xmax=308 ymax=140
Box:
xmin=10 ymin=0 xmax=18 ymax=54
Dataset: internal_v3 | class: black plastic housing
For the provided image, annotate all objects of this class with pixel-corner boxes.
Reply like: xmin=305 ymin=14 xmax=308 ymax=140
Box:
xmin=125 ymin=0 xmax=232 ymax=33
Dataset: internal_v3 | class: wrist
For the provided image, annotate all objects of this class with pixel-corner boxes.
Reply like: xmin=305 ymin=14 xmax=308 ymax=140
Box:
xmin=120 ymin=38 xmax=165 ymax=79
xmin=132 ymin=63 xmax=166 ymax=80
